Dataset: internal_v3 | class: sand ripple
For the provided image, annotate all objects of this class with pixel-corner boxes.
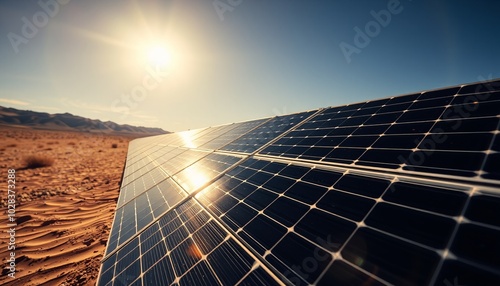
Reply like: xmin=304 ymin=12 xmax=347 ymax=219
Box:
xmin=0 ymin=127 xmax=136 ymax=285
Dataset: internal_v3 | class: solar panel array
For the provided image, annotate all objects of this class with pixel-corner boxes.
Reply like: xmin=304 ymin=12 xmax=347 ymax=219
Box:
xmin=98 ymin=79 xmax=500 ymax=286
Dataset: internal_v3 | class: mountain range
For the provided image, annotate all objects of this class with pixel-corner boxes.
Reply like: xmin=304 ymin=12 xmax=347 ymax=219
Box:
xmin=0 ymin=105 xmax=169 ymax=135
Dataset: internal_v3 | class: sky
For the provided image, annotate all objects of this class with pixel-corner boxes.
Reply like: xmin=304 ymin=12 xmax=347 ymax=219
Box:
xmin=1 ymin=0 xmax=499 ymax=132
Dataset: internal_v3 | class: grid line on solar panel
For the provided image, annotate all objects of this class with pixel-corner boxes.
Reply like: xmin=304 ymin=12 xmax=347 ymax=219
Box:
xmin=118 ymin=153 xmax=246 ymax=207
xmin=193 ymin=157 xmax=500 ymax=285
xmin=172 ymin=153 xmax=243 ymax=193
xmin=478 ymin=119 xmax=500 ymax=180
xmin=258 ymin=91 xmax=434 ymax=155
xmin=217 ymin=157 xmax=490 ymax=221
xmin=257 ymin=150 xmax=500 ymax=200
xmin=191 ymin=171 xmax=344 ymax=280
xmin=396 ymin=94 xmax=500 ymax=178
xmin=106 ymin=159 xmax=296 ymax=284
xmin=158 ymin=126 xmax=232 ymax=149
xmin=121 ymin=163 xmax=170 ymax=197
xmin=195 ymin=160 xmax=378 ymax=282
xmin=125 ymin=128 xmax=207 ymax=160
xmin=159 ymin=149 xmax=211 ymax=175
xmin=200 ymin=118 xmax=270 ymax=150
xmin=457 ymin=79 xmax=500 ymax=95
xmin=122 ymin=148 xmax=186 ymax=184
xmin=126 ymin=134 xmax=179 ymax=162
xmin=106 ymin=151 xmax=207 ymax=256
xmin=181 ymin=124 xmax=239 ymax=148
xmin=117 ymin=173 xmax=187 ymax=213
xmin=431 ymin=185 xmax=500 ymax=284
xmin=128 ymin=135 xmax=165 ymax=151
xmin=118 ymin=170 xmax=163 ymax=208
xmin=195 ymin=166 xmax=340 ymax=282
xmin=98 ymin=198 xmax=282 ymax=286
xmin=350 ymin=181 xmax=498 ymax=285
xmin=106 ymin=179 xmax=187 ymax=255
xmin=125 ymin=157 xmax=148 ymax=173
xmin=176 ymin=126 xmax=223 ymax=145
xmin=154 ymin=127 xmax=209 ymax=146
xmin=255 ymin=151 xmax=500 ymax=198
xmin=220 ymin=110 xmax=318 ymax=154
xmin=123 ymin=147 xmax=179 ymax=178
xmin=121 ymin=150 xmax=177 ymax=187
xmin=104 ymin=152 xmax=248 ymax=261
xmin=258 ymin=84 xmax=500 ymax=184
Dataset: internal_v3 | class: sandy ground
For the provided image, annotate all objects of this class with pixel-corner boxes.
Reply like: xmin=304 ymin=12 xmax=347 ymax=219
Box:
xmin=0 ymin=126 xmax=139 ymax=285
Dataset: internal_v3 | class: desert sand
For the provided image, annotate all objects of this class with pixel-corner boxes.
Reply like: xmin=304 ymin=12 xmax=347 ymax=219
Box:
xmin=0 ymin=126 xmax=140 ymax=285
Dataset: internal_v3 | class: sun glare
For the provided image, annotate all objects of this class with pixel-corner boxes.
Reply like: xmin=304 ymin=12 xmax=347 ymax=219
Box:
xmin=146 ymin=44 xmax=171 ymax=67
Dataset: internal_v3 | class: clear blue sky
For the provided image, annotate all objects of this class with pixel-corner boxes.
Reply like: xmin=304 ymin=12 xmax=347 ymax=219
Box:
xmin=1 ymin=0 xmax=499 ymax=131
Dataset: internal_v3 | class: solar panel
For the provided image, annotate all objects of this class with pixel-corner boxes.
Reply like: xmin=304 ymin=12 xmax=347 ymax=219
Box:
xmin=98 ymin=79 xmax=500 ymax=285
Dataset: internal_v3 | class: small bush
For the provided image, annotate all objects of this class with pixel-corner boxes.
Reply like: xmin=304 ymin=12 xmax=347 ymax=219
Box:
xmin=111 ymin=143 xmax=118 ymax=148
xmin=6 ymin=144 xmax=17 ymax=148
xmin=24 ymin=155 xmax=54 ymax=169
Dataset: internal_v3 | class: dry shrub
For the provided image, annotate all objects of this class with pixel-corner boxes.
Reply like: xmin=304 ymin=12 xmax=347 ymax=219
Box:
xmin=6 ymin=144 xmax=17 ymax=148
xmin=111 ymin=143 xmax=118 ymax=148
xmin=23 ymin=155 xmax=54 ymax=169
xmin=68 ymin=142 xmax=76 ymax=145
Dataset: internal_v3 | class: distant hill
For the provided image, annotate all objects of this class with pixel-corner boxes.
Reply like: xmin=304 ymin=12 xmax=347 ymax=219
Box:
xmin=0 ymin=105 xmax=169 ymax=135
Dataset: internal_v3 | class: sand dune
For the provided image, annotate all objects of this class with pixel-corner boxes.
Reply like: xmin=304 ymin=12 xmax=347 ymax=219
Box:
xmin=0 ymin=126 xmax=139 ymax=285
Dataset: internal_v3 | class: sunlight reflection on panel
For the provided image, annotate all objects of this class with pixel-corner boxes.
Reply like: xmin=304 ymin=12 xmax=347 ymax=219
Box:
xmin=174 ymin=164 xmax=210 ymax=193
xmin=187 ymin=242 xmax=203 ymax=260
xmin=180 ymin=131 xmax=197 ymax=148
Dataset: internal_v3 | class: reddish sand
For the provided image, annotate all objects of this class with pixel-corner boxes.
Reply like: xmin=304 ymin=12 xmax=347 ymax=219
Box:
xmin=0 ymin=126 xmax=140 ymax=285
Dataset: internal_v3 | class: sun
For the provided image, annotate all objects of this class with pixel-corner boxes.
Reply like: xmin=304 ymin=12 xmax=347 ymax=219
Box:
xmin=146 ymin=44 xmax=171 ymax=67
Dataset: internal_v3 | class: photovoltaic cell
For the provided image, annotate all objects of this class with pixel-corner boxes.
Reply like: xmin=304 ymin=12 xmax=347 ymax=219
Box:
xmin=99 ymin=79 xmax=500 ymax=286
xmin=180 ymin=124 xmax=239 ymax=148
xmin=221 ymin=110 xmax=316 ymax=153
xmin=117 ymin=166 xmax=171 ymax=208
xmin=172 ymin=153 xmax=242 ymax=193
xmin=262 ymin=82 xmax=500 ymax=178
xmin=99 ymin=199 xmax=274 ymax=286
xmin=199 ymin=118 xmax=269 ymax=150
